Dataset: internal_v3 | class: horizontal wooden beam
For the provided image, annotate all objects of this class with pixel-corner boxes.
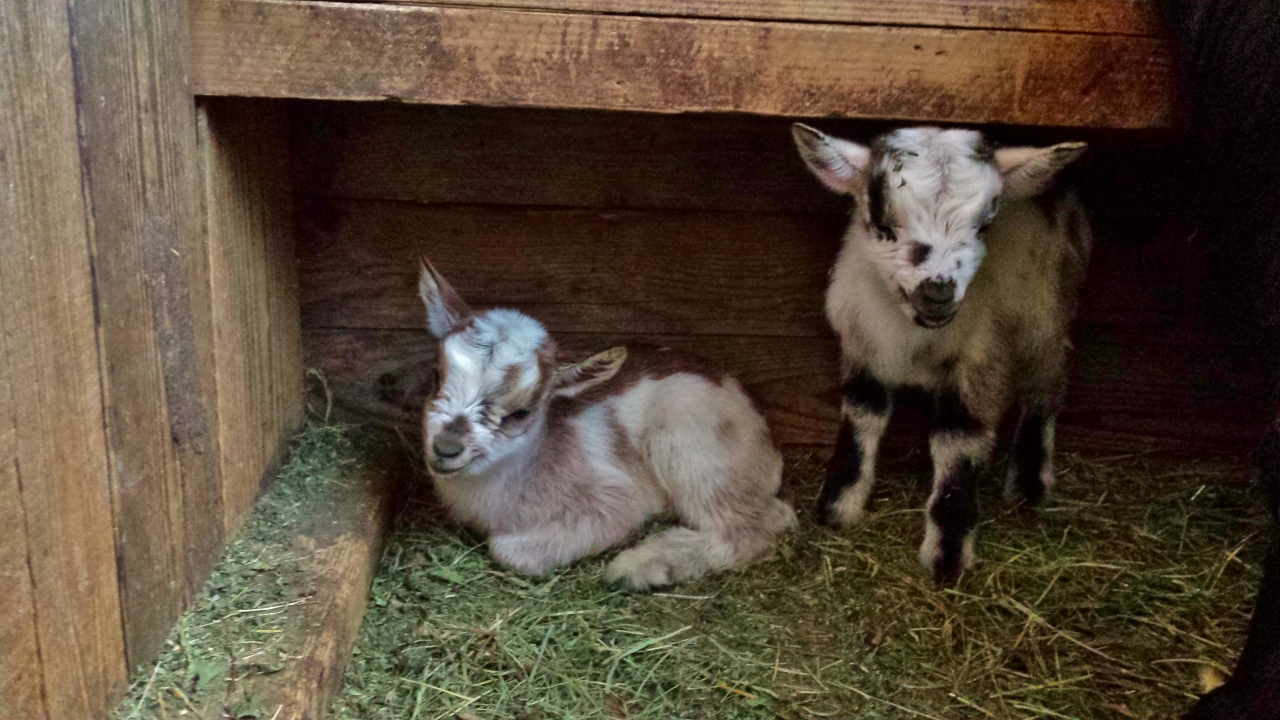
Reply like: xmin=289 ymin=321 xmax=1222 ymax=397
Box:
xmin=351 ymin=0 xmax=1165 ymax=36
xmin=191 ymin=0 xmax=1177 ymax=129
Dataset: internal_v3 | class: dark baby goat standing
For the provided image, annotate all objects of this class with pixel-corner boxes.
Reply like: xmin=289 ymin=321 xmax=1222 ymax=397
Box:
xmin=793 ymin=125 xmax=1092 ymax=583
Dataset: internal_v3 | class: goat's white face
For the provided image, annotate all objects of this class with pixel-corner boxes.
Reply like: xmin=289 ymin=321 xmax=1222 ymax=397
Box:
xmin=793 ymin=125 xmax=1086 ymax=329
xmin=418 ymin=258 xmax=626 ymax=477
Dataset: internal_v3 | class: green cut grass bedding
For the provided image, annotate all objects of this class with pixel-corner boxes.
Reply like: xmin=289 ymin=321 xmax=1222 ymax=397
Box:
xmin=335 ymin=439 xmax=1269 ymax=720
xmin=104 ymin=421 xmax=1269 ymax=720
xmin=110 ymin=422 xmax=399 ymax=720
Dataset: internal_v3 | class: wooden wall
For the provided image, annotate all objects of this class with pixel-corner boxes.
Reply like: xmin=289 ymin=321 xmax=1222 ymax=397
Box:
xmin=295 ymin=102 xmax=1271 ymax=455
xmin=0 ymin=0 xmax=303 ymax=714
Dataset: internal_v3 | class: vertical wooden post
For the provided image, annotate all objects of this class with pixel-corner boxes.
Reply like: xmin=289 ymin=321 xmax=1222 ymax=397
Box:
xmin=199 ymin=98 xmax=305 ymax=539
xmin=0 ymin=1 xmax=128 ymax=717
xmin=67 ymin=0 xmax=225 ymax=670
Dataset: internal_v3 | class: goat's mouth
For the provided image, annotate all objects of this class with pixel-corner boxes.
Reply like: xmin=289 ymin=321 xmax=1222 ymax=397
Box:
xmin=428 ymin=456 xmax=473 ymax=476
xmin=912 ymin=310 xmax=956 ymax=329
xmin=899 ymin=289 xmax=957 ymax=329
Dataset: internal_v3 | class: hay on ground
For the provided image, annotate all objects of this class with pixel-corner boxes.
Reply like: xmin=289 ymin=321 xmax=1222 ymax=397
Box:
xmin=336 ymin=441 xmax=1266 ymax=720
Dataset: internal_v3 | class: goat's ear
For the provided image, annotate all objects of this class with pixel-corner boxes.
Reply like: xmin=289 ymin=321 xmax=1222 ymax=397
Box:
xmin=791 ymin=123 xmax=871 ymax=196
xmin=995 ymin=142 xmax=1087 ymax=200
xmin=553 ymin=346 xmax=627 ymax=397
xmin=418 ymin=255 xmax=472 ymax=337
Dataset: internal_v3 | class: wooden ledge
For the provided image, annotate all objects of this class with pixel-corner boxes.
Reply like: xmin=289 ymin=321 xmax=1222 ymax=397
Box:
xmin=191 ymin=0 xmax=1178 ymax=129
xmin=347 ymin=0 xmax=1166 ymax=36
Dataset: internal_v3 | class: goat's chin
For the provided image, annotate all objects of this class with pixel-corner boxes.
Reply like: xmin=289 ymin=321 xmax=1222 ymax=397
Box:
xmin=428 ymin=454 xmax=483 ymax=478
xmin=912 ymin=312 xmax=956 ymax=329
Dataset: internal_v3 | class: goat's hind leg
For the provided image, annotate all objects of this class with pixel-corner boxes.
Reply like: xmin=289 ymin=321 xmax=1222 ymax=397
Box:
xmin=817 ymin=369 xmax=892 ymax=527
xmin=606 ymin=401 xmax=795 ymax=591
xmin=604 ymin=497 xmax=795 ymax=591
xmin=491 ymin=504 xmax=641 ymax=577
xmin=1006 ymin=397 xmax=1059 ymax=506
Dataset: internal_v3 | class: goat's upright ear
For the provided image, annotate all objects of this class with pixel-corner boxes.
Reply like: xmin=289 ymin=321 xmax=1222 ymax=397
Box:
xmin=995 ymin=142 xmax=1087 ymax=200
xmin=553 ymin=346 xmax=627 ymax=397
xmin=418 ymin=256 xmax=472 ymax=337
xmin=791 ymin=124 xmax=871 ymax=195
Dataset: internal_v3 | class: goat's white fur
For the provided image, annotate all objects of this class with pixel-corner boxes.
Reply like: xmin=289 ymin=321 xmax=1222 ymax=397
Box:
xmin=418 ymin=258 xmax=795 ymax=590
xmin=794 ymin=124 xmax=1091 ymax=581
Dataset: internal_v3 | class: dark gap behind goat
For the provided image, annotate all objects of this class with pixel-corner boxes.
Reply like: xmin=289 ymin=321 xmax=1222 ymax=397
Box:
xmin=1161 ymin=2 xmax=1280 ymax=718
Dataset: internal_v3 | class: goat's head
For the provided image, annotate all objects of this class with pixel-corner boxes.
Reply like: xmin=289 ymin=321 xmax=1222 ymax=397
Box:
xmin=417 ymin=257 xmax=628 ymax=477
xmin=793 ymin=124 xmax=1086 ymax=329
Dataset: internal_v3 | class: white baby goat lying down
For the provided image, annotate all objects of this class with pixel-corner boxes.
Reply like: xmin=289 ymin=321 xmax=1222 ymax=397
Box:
xmin=417 ymin=257 xmax=796 ymax=590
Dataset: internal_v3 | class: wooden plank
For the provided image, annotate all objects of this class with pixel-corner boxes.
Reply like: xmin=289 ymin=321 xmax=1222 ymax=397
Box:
xmin=68 ymin=0 xmax=224 ymax=671
xmin=298 ymin=201 xmax=1249 ymax=348
xmin=296 ymin=200 xmax=1268 ymax=454
xmin=0 ymin=333 xmax=44 ymax=720
xmin=0 ymin=1 xmax=128 ymax=717
xmin=191 ymin=0 xmax=1176 ymax=129
xmin=199 ymin=98 xmax=306 ymax=538
xmin=305 ymin=329 xmax=840 ymax=446
xmin=345 ymin=0 xmax=1165 ymax=36
xmin=299 ymin=203 xmax=841 ymax=336
xmin=306 ymin=327 xmax=1266 ymax=455
xmin=244 ymin=461 xmax=395 ymax=720
xmin=296 ymin=103 xmax=846 ymax=215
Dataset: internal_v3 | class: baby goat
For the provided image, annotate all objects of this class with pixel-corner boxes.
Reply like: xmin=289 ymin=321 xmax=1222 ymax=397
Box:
xmin=417 ymin=257 xmax=795 ymax=590
xmin=792 ymin=125 xmax=1092 ymax=582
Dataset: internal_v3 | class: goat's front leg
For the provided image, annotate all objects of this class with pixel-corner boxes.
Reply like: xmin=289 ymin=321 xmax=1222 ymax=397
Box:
xmin=490 ymin=512 xmax=638 ymax=577
xmin=920 ymin=390 xmax=995 ymax=583
xmin=816 ymin=369 xmax=892 ymax=527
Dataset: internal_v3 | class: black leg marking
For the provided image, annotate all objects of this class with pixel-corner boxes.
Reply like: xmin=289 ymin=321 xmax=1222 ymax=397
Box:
xmin=934 ymin=390 xmax=981 ymax=435
xmin=842 ymin=370 xmax=890 ymax=414
xmin=817 ymin=419 xmax=861 ymax=526
xmin=815 ymin=370 xmax=890 ymax=526
xmin=1010 ymin=410 xmax=1048 ymax=505
xmin=923 ymin=390 xmax=989 ymax=583
xmin=929 ymin=456 xmax=981 ymax=584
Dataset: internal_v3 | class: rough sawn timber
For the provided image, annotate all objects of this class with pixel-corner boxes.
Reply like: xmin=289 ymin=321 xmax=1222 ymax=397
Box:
xmin=0 ymin=1 xmax=128 ymax=717
xmin=68 ymin=0 xmax=225 ymax=671
xmin=190 ymin=0 xmax=1176 ymax=129
xmin=242 ymin=459 xmax=396 ymax=720
xmin=348 ymin=0 xmax=1164 ymax=35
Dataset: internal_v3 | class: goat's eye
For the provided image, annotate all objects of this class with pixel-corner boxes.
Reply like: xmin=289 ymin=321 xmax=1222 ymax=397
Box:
xmin=501 ymin=408 xmax=532 ymax=427
xmin=875 ymin=224 xmax=897 ymax=242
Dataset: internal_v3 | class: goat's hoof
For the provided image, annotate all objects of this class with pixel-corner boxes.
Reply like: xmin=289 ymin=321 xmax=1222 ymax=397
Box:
xmin=918 ymin=535 xmax=975 ymax=585
xmin=814 ymin=498 xmax=866 ymax=529
xmin=1003 ymin=468 xmax=1053 ymax=508
xmin=604 ymin=548 xmax=675 ymax=591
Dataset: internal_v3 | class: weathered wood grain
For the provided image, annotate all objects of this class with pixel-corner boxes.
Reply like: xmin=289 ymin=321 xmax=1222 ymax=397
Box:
xmin=305 ymin=327 xmax=1266 ymax=455
xmin=69 ymin=0 xmax=223 ymax=670
xmin=0 ymin=1 xmax=128 ymax=716
xmin=345 ymin=0 xmax=1164 ymax=36
xmin=200 ymin=99 xmax=306 ymax=538
xmin=298 ymin=201 xmax=1248 ymax=348
xmin=0 ymin=333 xmax=43 ymax=720
xmin=297 ymin=198 xmax=1268 ymax=454
xmin=244 ymin=459 xmax=395 ymax=720
xmin=305 ymin=329 xmax=840 ymax=446
xmin=191 ymin=0 xmax=1176 ymax=129
xmin=295 ymin=103 xmax=847 ymax=215
xmin=299 ymin=203 xmax=841 ymax=336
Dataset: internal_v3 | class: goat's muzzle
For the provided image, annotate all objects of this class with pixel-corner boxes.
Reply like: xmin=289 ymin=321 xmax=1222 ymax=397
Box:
xmin=910 ymin=279 xmax=958 ymax=328
xmin=429 ymin=428 xmax=471 ymax=474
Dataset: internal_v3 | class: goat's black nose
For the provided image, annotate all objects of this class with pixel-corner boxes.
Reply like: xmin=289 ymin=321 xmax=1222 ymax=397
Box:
xmin=916 ymin=279 xmax=956 ymax=306
xmin=432 ymin=433 xmax=465 ymax=459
